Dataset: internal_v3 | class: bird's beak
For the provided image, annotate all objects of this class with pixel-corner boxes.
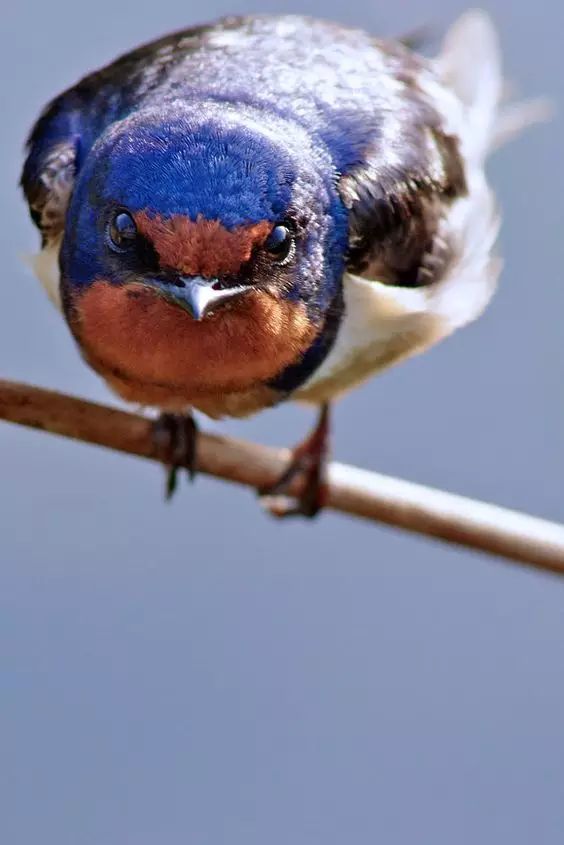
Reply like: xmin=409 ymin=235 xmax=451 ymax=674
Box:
xmin=151 ymin=276 xmax=250 ymax=321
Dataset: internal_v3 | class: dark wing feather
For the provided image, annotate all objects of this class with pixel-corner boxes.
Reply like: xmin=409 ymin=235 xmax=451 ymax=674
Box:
xmin=339 ymin=69 xmax=467 ymax=288
xmin=22 ymin=136 xmax=77 ymax=245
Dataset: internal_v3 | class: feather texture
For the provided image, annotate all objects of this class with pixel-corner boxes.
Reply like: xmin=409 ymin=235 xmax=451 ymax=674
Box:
xmin=21 ymin=11 xmax=543 ymax=416
xmin=296 ymin=10 xmax=536 ymax=402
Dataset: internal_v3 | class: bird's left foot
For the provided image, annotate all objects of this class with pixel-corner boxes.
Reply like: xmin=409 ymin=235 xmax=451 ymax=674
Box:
xmin=258 ymin=403 xmax=330 ymax=519
xmin=152 ymin=412 xmax=198 ymax=499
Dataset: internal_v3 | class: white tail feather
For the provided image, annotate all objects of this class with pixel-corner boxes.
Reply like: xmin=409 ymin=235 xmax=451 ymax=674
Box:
xmin=438 ymin=10 xmax=503 ymax=163
xmin=492 ymin=97 xmax=553 ymax=150
xmin=439 ymin=9 xmax=550 ymax=160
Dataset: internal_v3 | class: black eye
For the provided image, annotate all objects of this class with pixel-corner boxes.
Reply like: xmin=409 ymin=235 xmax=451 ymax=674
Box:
xmin=107 ymin=210 xmax=137 ymax=252
xmin=264 ymin=224 xmax=293 ymax=262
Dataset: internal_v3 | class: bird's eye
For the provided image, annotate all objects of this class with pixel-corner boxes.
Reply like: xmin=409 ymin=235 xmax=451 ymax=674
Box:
xmin=107 ymin=210 xmax=137 ymax=252
xmin=264 ymin=224 xmax=294 ymax=262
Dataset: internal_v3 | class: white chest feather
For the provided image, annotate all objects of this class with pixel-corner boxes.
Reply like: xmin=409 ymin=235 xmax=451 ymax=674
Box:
xmin=29 ymin=236 xmax=63 ymax=311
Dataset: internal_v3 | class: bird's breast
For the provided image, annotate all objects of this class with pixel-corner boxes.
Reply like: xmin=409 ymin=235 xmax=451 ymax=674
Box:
xmin=68 ymin=280 xmax=318 ymax=415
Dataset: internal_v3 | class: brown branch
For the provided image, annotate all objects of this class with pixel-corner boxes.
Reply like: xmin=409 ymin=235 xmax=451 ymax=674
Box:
xmin=1 ymin=377 xmax=563 ymax=576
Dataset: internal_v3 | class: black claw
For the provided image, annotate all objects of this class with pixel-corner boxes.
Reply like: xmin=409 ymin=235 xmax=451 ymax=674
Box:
xmin=165 ymin=466 xmax=179 ymax=501
xmin=258 ymin=403 xmax=330 ymax=519
xmin=152 ymin=412 xmax=199 ymax=500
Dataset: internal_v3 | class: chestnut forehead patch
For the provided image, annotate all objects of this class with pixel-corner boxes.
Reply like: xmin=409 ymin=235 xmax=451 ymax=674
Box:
xmin=135 ymin=212 xmax=271 ymax=277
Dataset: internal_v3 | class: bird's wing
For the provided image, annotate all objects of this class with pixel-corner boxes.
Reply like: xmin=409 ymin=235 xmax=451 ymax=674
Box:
xmin=21 ymin=125 xmax=77 ymax=308
xmin=296 ymin=11 xmax=543 ymax=404
xmin=21 ymin=134 xmax=77 ymax=248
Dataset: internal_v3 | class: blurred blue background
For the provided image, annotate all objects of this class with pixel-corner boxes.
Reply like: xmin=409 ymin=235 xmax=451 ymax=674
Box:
xmin=1 ymin=1 xmax=563 ymax=843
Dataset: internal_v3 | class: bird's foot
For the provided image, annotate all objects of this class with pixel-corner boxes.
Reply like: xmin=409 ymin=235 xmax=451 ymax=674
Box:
xmin=152 ymin=412 xmax=198 ymax=500
xmin=258 ymin=403 xmax=330 ymax=519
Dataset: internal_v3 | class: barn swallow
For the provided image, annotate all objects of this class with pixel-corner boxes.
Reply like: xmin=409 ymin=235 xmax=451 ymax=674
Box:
xmin=21 ymin=11 xmax=544 ymax=516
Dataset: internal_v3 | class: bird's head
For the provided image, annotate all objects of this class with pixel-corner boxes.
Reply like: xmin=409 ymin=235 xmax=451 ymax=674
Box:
xmin=61 ymin=103 xmax=347 ymax=407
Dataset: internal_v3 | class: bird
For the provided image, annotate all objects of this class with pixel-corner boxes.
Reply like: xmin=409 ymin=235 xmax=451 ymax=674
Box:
xmin=20 ymin=11 xmax=543 ymax=516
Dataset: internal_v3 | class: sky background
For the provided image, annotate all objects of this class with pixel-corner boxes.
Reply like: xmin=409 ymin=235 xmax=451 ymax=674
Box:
xmin=1 ymin=1 xmax=563 ymax=843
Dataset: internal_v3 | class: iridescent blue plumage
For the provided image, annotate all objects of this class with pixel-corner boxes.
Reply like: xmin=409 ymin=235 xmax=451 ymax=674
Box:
xmin=25 ymin=16 xmax=405 ymax=180
xmin=22 ymin=12 xmax=519 ymax=514
xmin=19 ymin=13 xmax=473 ymax=403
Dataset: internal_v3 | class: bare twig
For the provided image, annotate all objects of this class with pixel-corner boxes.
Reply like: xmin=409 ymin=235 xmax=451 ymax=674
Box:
xmin=1 ymin=377 xmax=563 ymax=576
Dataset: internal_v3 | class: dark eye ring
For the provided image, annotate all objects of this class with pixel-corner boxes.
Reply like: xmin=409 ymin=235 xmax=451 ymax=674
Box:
xmin=107 ymin=209 xmax=137 ymax=252
xmin=264 ymin=223 xmax=294 ymax=262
